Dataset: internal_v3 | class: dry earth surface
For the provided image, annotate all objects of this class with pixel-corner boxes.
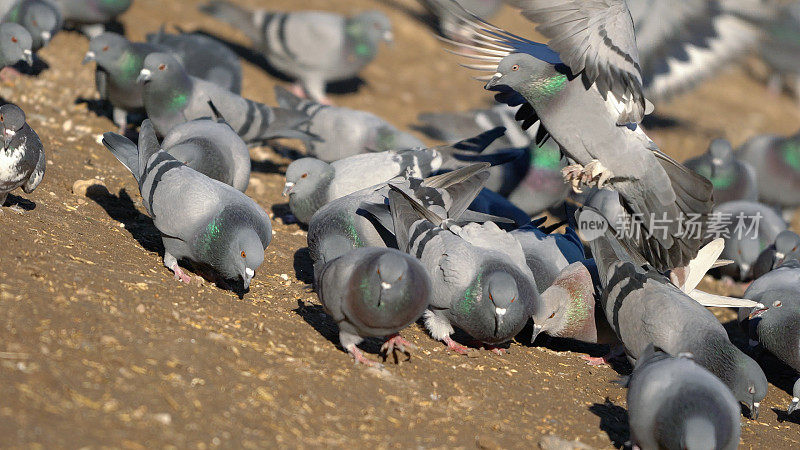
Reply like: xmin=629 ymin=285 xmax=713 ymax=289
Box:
xmin=2 ymin=0 xmax=800 ymax=448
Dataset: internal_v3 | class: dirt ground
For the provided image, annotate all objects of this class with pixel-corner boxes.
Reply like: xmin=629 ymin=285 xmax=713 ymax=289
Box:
xmin=2 ymin=0 xmax=800 ymax=448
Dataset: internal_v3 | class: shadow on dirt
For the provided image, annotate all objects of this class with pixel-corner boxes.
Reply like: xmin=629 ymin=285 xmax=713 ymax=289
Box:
xmin=589 ymin=399 xmax=630 ymax=448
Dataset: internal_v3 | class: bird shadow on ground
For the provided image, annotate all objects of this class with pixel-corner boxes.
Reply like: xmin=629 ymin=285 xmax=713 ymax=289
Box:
xmin=589 ymin=399 xmax=630 ymax=448
xmin=190 ymin=29 xmax=366 ymax=95
xmin=293 ymin=299 xmax=386 ymax=356
xmin=642 ymin=113 xmax=726 ymax=139
xmin=86 ymin=186 xmax=163 ymax=255
xmin=2 ymin=194 xmax=36 ymax=211
xmin=293 ymin=247 xmax=315 ymax=285
xmin=20 ymin=56 xmax=50 ymax=76
xmin=73 ymin=98 xmax=144 ymax=141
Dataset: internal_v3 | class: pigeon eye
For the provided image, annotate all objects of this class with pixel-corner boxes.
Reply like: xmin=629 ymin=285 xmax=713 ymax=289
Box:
xmin=748 ymin=386 xmax=755 ymax=394
xmin=510 ymin=297 xmax=515 ymax=304
xmin=548 ymin=311 xmax=555 ymax=319
xmin=793 ymin=246 xmax=798 ymax=252
xmin=511 ymin=64 xmax=519 ymax=71
xmin=32 ymin=20 xmax=37 ymax=26
xmin=0 ymin=115 xmax=4 ymax=122
xmin=158 ymin=64 xmax=166 ymax=71
xmin=11 ymin=36 xmax=17 ymax=43
xmin=240 ymin=251 xmax=246 ymax=258
xmin=301 ymin=173 xmax=308 ymax=179
xmin=102 ymin=45 xmax=109 ymax=51
xmin=774 ymin=300 xmax=782 ymax=307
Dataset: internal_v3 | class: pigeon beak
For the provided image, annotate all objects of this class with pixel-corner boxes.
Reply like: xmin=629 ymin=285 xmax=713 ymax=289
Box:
xmin=775 ymin=252 xmax=786 ymax=266
xmin=136 ymin=69 xmax=152 ymax=84
xmin=383 ymin=30 xmax=394 ymax=44
xmin=3 ymin=127 xmax=15 ymax=149
xmin=380 ymin=281 xmax=392 ymax=290
xmin=751 ymin=402 xmax=760 ymax=420
xmin=282 ymin=182 xmax=295 ymax=197
xmin=484 ymin=73 xmax=503 ymax=90
xmin=493 ymin=307 xmax=507 ymax=336
xmin=748 ymin=303 xmax=767 ymax=320
xmin=788 ymin=397 xmax=799 ymax=415
xmin=243 ymin=267 xmax=255 ymax=290
xmin=739 ymin=263 xmax=751 ymax=280
xmin=41 ymin=31 xmax=51 ymax=44
xmin=712 ymin=157 xmax=724 ymax=166
xmin=82 ymin=51 xmax=95 ymax=65
xmin=531 ymin=323 xmax=543 ymax=344
xmin=23 ymin=49 xmax=33 ymax=66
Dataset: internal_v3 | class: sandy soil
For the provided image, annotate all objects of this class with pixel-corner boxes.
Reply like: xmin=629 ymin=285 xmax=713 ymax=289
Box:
xmin=2 ymin=0 xmax=800 ymax=448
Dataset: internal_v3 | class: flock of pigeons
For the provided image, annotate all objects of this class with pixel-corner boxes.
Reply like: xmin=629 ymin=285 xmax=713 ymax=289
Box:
xmin=2 ymin=0 xmax=800 ymax=448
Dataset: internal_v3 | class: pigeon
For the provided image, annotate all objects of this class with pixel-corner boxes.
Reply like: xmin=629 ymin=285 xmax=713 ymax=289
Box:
xmin=0 ymin=0 xmax=62 ymax=52
xmin=510 ymin=218 xmax=586 ymax=292
xmin=145 ymin=28 xmax=243 ymax=95
xmin=274 ymin=86 xmax=424 ymax=162
xmin=315 ymin=247 xmax=431 ymax=367
xmin=626 ymin=0 xmax=773 ymax=101
xmin=740 ymin=261 xmax=800 ymax=416
xmin=200 ymin=1 xmax=392 ymax=103
xmin=0 ymin=22 xmax=33 ymax=69
xmin=83 ymin=32 xmax=243 ymax=133
xmin=417 ymin=107 xmax=570 ymax=214
xmin=585 ymin=208 xmax=768 ymax=418
xmin=417 ymin=0 xmax=503 ymax=42
xmin=684 ymin=139 xmax=758 ymax=204
xmin=283 ymin=127 xmax=519 ymax=224
xmin=753 ymin=230 xmax=800 ymax=279
xmin=451 ymin=0 xmax=714 ymax=272
xmin=101 ymin=120 xmax=272 ymax=290
xmin=306 ymin=164 xmax=523 ymax=271
xmin=161 ymin=101 xmax=250 ymax=193
xmin=387 ymin=183 xmax=539 ymax=353
xmin=137 ymin=52 xmax=310 ymax=144
xmin=625 ymin=345 xmax=741 ymax=450
xmin=52 ymin=0 xmax=132 ymax=37
xmin=737 ymin=130 xmax=800 ymax=219
xmin=713 ymin=200 xmax=787 ymax=281
xmin=0 ymin=103 xmax=44 ymax=209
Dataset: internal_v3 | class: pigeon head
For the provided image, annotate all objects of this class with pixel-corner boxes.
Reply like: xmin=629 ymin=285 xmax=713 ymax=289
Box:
xmin=18 ymin=2 xmax=60 ymax=50
xmin=485 ymin=53 xmax=553 ymax=94
xmin=0 ymin=103 xmax=26 ymax=149
xmin=85 ymin=32 xmax=129 ymax=67
xmin=224 ymin=227 xmax=265 ymax=291
xmin=343 ymin=249 xmax=430 ymax=333
xmin=138 ymin=52 xmax=185 ymax=85
xmin=283 ymin=158 xmax=334 ymax=223
xmin=730 ymin=352 xmax=768 ymax=419
xmin=708 ymin=139 xmax=734 ymax=167
xmin=366 ymin=125 xmax=422 ymax=152
xmin=790 ymin=379 xmax=800 ymax=415
xmin=0 ymin=23 xmax=32 ymax=66
xmin=353 ymin=11 xmax=393 ymax=44
xmin=774 ymin=230 xmax=800 ymax=265
xmin=533 ymin=282 xmax=592 ymax=342
xmin=735 ymin=236 xmax=766 ymax=279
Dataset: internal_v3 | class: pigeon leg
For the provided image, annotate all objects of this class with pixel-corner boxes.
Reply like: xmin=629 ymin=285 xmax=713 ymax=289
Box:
xmin=170 ymin=263 xmax=192 ymax=283
xmin=345 ymin=343 xmax=384 ymax=368
xmin=443 ymin=336 xmax=469 ymax=355
xmin=289 ymin=82 xmax=308 ymax=99
xmin=561 ymin=163 xmax=586 ymax=193
xmin=582 ymin=159 xmax=614 ymax=188
xmin=484 ymin=344 xmax=506 ymax=355
xmin=582 ymin=344 xmax=625 ymax=366
xmin=381 ymin=334 xmax=416 ymax=363
xmin=112 ymin=108 xmax=128 ymax=135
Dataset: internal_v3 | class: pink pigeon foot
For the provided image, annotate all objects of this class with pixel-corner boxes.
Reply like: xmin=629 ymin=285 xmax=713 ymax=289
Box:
xmin=443 ymin=336 xmax=470 ymax=355
xmin=170 ymin=263 xmax=192 ymax=284
xmin=381 ymin=333 xmax=416 ymax=363
xmin=346 ymin=344 xmax=383 ymax=368
xmin=582 ymin=345 xmax=625 ymax=366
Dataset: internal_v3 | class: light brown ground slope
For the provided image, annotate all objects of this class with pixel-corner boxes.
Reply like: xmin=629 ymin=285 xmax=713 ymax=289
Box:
xmin=2 ymin=0 xmax=800 ymax=448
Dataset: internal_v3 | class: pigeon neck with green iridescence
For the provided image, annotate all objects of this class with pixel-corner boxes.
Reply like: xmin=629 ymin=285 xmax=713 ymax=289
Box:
xmin=290 ymin=170 xmax=334 ymax=223
xmin=110 ymin=48 xmax=146 ymax=84
xmin=343 ymin=19 xmax=379 ymax=66
xmin=191 ymin=205 xmax=265 ymax=279
xmin=519 ymin=67 xmax=569 ymax=108
xmin=147 ymin=70 xmax=192 ymax=115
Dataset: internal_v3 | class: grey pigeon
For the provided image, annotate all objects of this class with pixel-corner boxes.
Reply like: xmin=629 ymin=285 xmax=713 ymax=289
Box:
xmin=0 ymin=103 xmax=44 ymax=209
xmin=585 ymin=208 xmax=768 ymax=418
xmin=511 ymin=218 xmax=587 ymax=292
xmin=52 ymin=0 xmax=132 ymax=37
xmin=146 ymin=28 xmax=242 ymax=95
xmin=283 ymin=127 xmax=518 ymax=224
xmin=274 ymin=86 xmax=424 ymax=162
xmin=137 ymin=52 xmax=310 ymax=144
xmin=161 ymin=102 xmax=250 ymax=193
xmin=626 ymin=344 xmax=741 ymax=450
xmin=417 ymin=107 xmax=570 ymax=214
xmin=417 ymin=0 xmax=503 ymax=42
xmin=684 ymin=139 xmax=758 ymax=204
xmin=101 ymin=120 xmax=272 ymax=290
xmin=83 ymin=32 xmax=242 ymax=133
xmin=387 ymin=183 xmax=539 ymax=353
xmin=0 ymin=22 xmax=32 ymax=69
xmin=713 ymin=200 xmax=786 ymax=281
xmin=740 ymin=261 xmax=800 ymax=415
xmin=753 ymin=229 xmax=800 ymax=279
xmin=737 ymin=130 xmax=800 ymax=218
xmin=306 ymin=164 xmax=525 ymax=271
xmin=315 ymin=247 xmax=431 ymax=367
xmin=452 ymin=0 xmax=714 ymax=272
xmin=200 ymin=1 xmax=392 ymax=103
xmin=0 ymin=0 xmax=62 ymax=51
